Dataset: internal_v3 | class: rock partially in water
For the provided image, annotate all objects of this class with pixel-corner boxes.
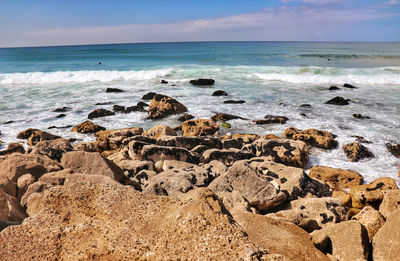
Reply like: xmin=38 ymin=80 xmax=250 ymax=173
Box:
xmin=52 ymin=106 xmax=72 ymax=112
xmin=71 ymin=120 xmax=106 ymax=134
xmin=113 ymin=105 xmax=125 ymax=112
xmin=386 ymin=143 xmax=400 ymax=158
xmin=17 ymin=128 xmax=61 ymax=146
xmin=283 ymin=127 xmax=338 ymax=150
xmin=106 ymin=87 xmax=125 ymax=93
xmin=353 ymin=113 xmax=370 ymax=119
xmin=342 ymin=142 xmax=374 ymax=162
xmin=142 ymin=92 xmax=157 ymax=100
xmin=137 ymin=101 xmax=149 ymax=107
xmin=329 ymin=86 xmax=340 ymax=90
xmin=88 ymin=108 xmax=115 ymax=119
xmin=189 ymin=78 xmax=215 ymax=86
xmin=223 ymin=100 xmax=246 ymax=104
xmin=343 ymin=83 xmax=357 ymax=89
xmin=325 ymin=96 xmax=349 ymax=105
xmin=253 ymin=115 xmax=288 ymax=125
xmin=211 ymin=112 xmax=247 ymax=122
xmin=178 ymin=113 xmax=195 ymax=122
xmin=212 ymin=90 xmax=228 ymax=96
xmin=147 ymin=94 xmax=187 ymax=119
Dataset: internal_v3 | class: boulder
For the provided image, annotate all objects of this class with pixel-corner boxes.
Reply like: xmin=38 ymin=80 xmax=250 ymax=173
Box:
xmin=16 ymin=174 xmax=35 ymax=200
xmin=160 ymin=80 xmax=168 ymax=84
xmin=309 ymin=166 xmax=364 ymax=190
xmin=332 ymin=191 xmax=352 ymax=208
xmin=20 ymin=181 xmax=53 ymax=208
xmin=112 ymin=104 xmax=125 ymax=112
xmin=262 ymin=134 xmax=281 ymax=140
xmin=87 ymin=108 xmax=115 ymax=119
xmin=106 ymin=87 xmax=124 ymax=93
xmin=73 ymin=141 xmax=99 ymax=152
xmin=253 ymin=115 xmax=288 ymax=125
xmin=147 ymin=94 xmax=187 ymax=119
xmin=223 ymin=100 xmax=245 ymax=104
xmin=95 ymin=127 xmax=144 ymax=151
xmin=0 ymin=153 xmax=62 ymax=182
xmin=61 ymin=151 xmax=128 ymax=183
xmin=233 ymin=134 xmax=260 ymax=143
xmin=0 ymin=188 xmax=27 ymax=222
xmin=352 ymin=206 xmax=385 ymax=240
xmin=125 ymin=105 xmax=146 ymax=113
xmin=141 ymin=91 xmax=157 ymax=100
xmin=29 ymin=138 xmax=74 ymax=162
xmin=52 ymin=106 xmax=71 ymax=112
xmin=177 ymin=113 xmax=194 ymax=122
xmin=342 ymin=142 xmax=374 ymax=162
xmin=209 ymin=161 xmax=287 ymax=213
xmin=157 ymin=135 xmax=222 ymax=150
xmin=379 ymin=190 xmax=400 ymax=219
xmin=325 ymin=96 xmax=349 ymax=105
xmin=189 ymin=78 xmax=215 ymax=85
xmin=210 ymin=113 xmax=246 ymax=122
xmin=141 ymin=144 xmax=198 ymax=164
xmin=349 ymin=177 xmax=398 ymax=209
xmin=343 ymin=83 xmax=357 ymax=89
xmin=71 ymin=120 xmax=106 ymax=134
xmin=38 ymin=169 xmax=75 ymax=186
xmin=17 ymin=128 xmax=61 ymax=146
xmin=181 ymin=119 xmax=219 ymax=136
xmin=0 ymin=176 xmax=17 ymax=197
xmin=112 ymin=159 xmax=154 ymax=178
xmin=137 ymin=101 xmax=149 ymax=107
xmin=0 ymin=143 xmax=25 ymax=156
xmin=127 ymin=140 xmax=152 ymax=159
xmin=142 ymin=125 xmax=177 ymax=139
xmin=212 ymin=90 xmax=228 ymax=96
xmin=200 ymin=148 xmax=254 ymax=165
xmin=372 ymin=209 xmax=400 ymax=261
xmin=283 ymin=127 xmax=338 ymax=149
xmin=386 ymin=143 xmax=400 ymax=158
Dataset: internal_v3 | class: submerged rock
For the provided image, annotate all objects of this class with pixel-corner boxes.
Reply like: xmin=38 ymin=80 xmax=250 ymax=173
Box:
xmin=353 ymin=113 xmax=370 ymax=119
xmin=106 ymin=87 xmax=124 ymax=93
xmin=223 ymin=100 xmax=245 ymax=104
xmin=52 ymin=106 xmax=71 ymax=112
xmin=343 ymin=83 xmax=357 ymax=89
xmin=329 ymin=86 xmax=340 ymax=90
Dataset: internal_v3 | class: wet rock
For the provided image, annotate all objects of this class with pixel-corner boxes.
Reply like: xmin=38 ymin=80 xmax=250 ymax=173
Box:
xmin=309 ymin=166 xmax=364 ymax=190
xmin=342 ymin=142 xmax=374 ymax=162
xmin=55 ymin=113 xmax=66 ymax=118
xmin=379 ymin=190 xmax=400 ymax=219
xmin=210 ymin=112 xmax=247 ymax=122
xmin=177 ymin=113 xmax=194 ymax=122
xmin=141 ymin=92 xmax=157 ymax=100
xmin=141 ymin=144 xmax=198 ymax=164
xmin=386 ymin=143 xmax=400 ymax=158
xmin=181 ymin=119 xmax=219 ymax=136
xmin=106 ymin=87 xmax=124 ymax=93
xmin=325 ymin=96 xmax=349 ymax=105
xmin=160 ymin=80 xmax=168 ymax=84
xmin=283 ymin=127 xmax=338 ymax=149
xmin=352 ymin=135 xmax=372 ymax=144
xmin=373 ymin=209 xmax=400 ymax=261
xmin=142 ymin=125 xmax=177 ymax=139
xmin=352 ymin=206 xmax=385 ymax=240
xmin=157 ymin=135 xmax=222 ymax=150
xmin=95 ymin=102 xmax=113 ymax=105
xmin=17 ymin=128 xmax=61 ymax=146
xmin=137 ymin=101 xmax=149 ymax=107
xmin=300 ymin=104 xmax=312 ymax=107
xmin=200 ymin=148 xmax=254 ymax=165
xmin=343 ymin=83 xmax=357 ymax=89
xmin=353 ymin=113 xmax=370 ymax=119
xmin=95 ymin=127 xmax=144 ymax=151
xmin=253 ymin=115 xmax=288 ymax=125
xmin=349 ymin=177 xmax=398 ymax=209
xmin=30 ymin=138 xmax=74 ymax=162
xmin=189 ymin=78 xmax=215 ymax=86
xmin=88 ymin=108 xmax=115 ymax=119
xmin=112 ymin=104 xmax=125 ymax=112
xmin=0 ymin=143 xmax=25 ymax=156
xmin=125 ymin=105 xmax=146 ymax=112
xmin=147 ymin=94 xmax=187 ymax=119
xmin=233 ymin=134 xmax=260 ymax=143
xmin=329 ymin=86 xmax=340 ymax=90
xmin=223 ymin=100 xmax=245 ymax=104
xmin=212 ymin=90 xmax=228 ymax=96
xmin=48 ymin=125 xmax=73 ymax=130
xmin=52 ymin=106 xmax=71 ymax=112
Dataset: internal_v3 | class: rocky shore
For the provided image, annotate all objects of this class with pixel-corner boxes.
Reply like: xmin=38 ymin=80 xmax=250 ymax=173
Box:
xmin=0 ymin=88 xmax=400 ymax=260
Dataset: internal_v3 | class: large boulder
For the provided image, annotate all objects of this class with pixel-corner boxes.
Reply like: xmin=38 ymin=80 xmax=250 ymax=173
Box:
xmin=200 ymin=148 xmax=254 ymax=165
xmin=142 ymin=125 xmax=177 ymax=139
xmin=29 ymin=138 xmax=74 ymax=162
xmin=283 ymin=127 xmax=338 ymax=149
xmin=309 ymin=166 xmax=364 ymax=190
xmin=140 ymin=144 xmax=197 ymax=164
xmin=352 ymin=206 xmax=385 ymax=241
xmin=325 ymin=96 xmax=350 ymax=106
xmin=342 ymin=142 xmax=374 ymax=162
xmin=147 ymin=94 xmax=187 ymax=119
xmin=372 ymin=209 xmax=400 ymax=261
xmin=17 ymin=128 xmax=61 ymax=146
xmin=181 ymin=119 xmax=219 ymax=136
xmin=379 ymin=190 xmax=400 ymax=219
xmin=71 ymin=120 xmax=106 ymax=134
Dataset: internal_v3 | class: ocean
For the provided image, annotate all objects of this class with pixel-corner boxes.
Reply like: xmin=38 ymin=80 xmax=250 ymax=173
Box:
xmin=0 ymin=41 xmax=399 ymax=183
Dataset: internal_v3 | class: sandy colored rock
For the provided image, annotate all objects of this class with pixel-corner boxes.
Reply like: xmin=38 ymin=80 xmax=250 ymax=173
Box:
xmin=142 ymin=125 xmax=177 ymax=139
xmin=17 ymin=128 xmax=61 ymax=146
xmin=113 ymin=158 xmax=154 ymax=178
xmin=0 ymin=142 xmax=25 ymax=156
xmin=350 ymin=177 xmax=398 ymax=209
xmin=20 ymin=181 xmax=53 ymax=208
xmin=87 ymin=108 xmax=115 ymax=119
xmin=342 ymin=142 xmax=374 ymax=162
xmin=95 ymin=127 xmax=143 ymax=151
xmin=332 ymin=190 xmax=351 ymax=207
xmin=379 ymin=190 xmax=400 ymax=219
xmin=0 ymin=176 xmax=17 ymax=198
xmin=232 ymin=133 xmax=260 ymax=142
xmin=372 ymin=209 xmax=400 ymax=261
xmin=0 ymin=153 xmax=62 ymax=182
xmin=157 ymin=135 xmax=222 ymax=150
xmin=0 ymin=188 xmax=27 ymax=222
xmin=16 ymin=174 xmax=35 ymax=200
xmin=309 ymin=165 xmax=364 ymax=190
xmin=200 ymin=148 xmax=254 ymax=165
xmin=352 ymin=206 xmax=385 ymax=240
xmin=38 ymin=169 xmax=75 ymax=186
xmin=147 ymin=94 xmax=187 ymax=119
xmin=73 ymin=141 xmax=100 ymax=152
xmin=181 ymin=119 xmax=219 ymax=136
xmin=141 ymin=144 xmax=198 ymax=164
xmin=71 ymin=120 xmax=106 ymax=134
xmin=262 ymin=134 xmax=281 ymax=140
xmin=30 ymin=138 xmax=73 ymax=162
xmin=283 ymin=127 xmax=338 ymax=149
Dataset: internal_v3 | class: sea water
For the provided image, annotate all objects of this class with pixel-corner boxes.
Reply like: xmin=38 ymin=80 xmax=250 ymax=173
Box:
xmin=0 ymin=42 xmax=399 ymax=183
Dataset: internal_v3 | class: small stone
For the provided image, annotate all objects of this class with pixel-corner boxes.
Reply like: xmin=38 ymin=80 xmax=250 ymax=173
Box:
xmin=113 ymin=105 xmax=126 ymax=112
xmin=325 ymin=96 xmax=349 ymax=106
xmin=106 ymin=88 xmax=124 ymax=93
xmin=88 ymin=108 xmax=115 ymax=119
xmin=160 ymin=80 xmax=168 ymax=84
xmin=212 ymin=90 xmax=228 ymax=96
xmin=343 ymin=83 xmax=357 ymax=89
xmin=52 ymin=107 xmax=72 ymax=112
xmin=223 ymin=100 xmax=245 ymax=104
xmin=352 ymin=113 xmax=370 ymax=119
xmin=329 ymin=86 xmax=340 ymax=90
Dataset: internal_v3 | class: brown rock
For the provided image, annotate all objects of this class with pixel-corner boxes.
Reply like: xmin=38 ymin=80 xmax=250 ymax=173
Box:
xmin=342 ymin=142 xmax=374 ymax=162
xmin=386 ymin=143 xmax=400 ymax=158
xmin=20 ymin=181 xmax=53 ymax=208
xmin=0 ymin=188 xmax=27 ymax=222
xmin=112 ymin=159 xmax=154 ymax=178
xmin=95 ymin=127 xmax=143 ymax=151
xmin=0 ymin=143 xmax=25 ymax=156
xmin=253 ymin=115 xmax=288 ymax=125
xmin=16 ymin=174 xmax=35 ymax=200
xmin=379 ymin=190 xmax=400 ymax=219
xmin=332 ymin=191 xmax=352 ymax=207
xmin=283 ymin=127 xmax=338 ymax=149
xmin=73 ymin=141 xmax=100 ymax=152
xmin=87 ymin=108 xmax=115 ymax=119
xmin=232 ymin=133 xmax=260 ymax=143
xmin=210 ymin=113 xmax=246 ymax=122
xmin=0 ymin=176 xmax=17 ymax=197
xmin=30 ymin=138 xmax=74 ymax=162
xmin=372 ymin=209 xmax=400 ymax=261
xmin=17 ymin=128 xmax=61 ymax=146
xmin=157 ymin=135 xmax=222 ymax=150
xmin=309 ymin=166 xmax=364 ymax=190
xmin=352 ymin=206 xmax=385 ymax=240
xmin=350 ymin=177 xmax=398 ymax=209
xmin=177 ymin=113 xmax=194 ymax=122
xmin=71 ymin=120 xmax=106 ymax=134
xmin=38 ymin=169 xmax=75 ymax=186
xmin=200 ymin=148 xmax=254 ymax=165
xmin=142 ymin=125 xmax=177 ymax=139
xmin=141 ymin=144 xmax=198 ymax=164
xmin=262 ymin=134 xmax=281 ymax=140
xmin=181 ymin=119 xmax=219 ymax=136
xmin=147 ymin=94 xmax=187 ymax=119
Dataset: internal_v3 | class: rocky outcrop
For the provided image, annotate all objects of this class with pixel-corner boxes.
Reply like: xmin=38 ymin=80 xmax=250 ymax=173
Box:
xmin=379 ymin=190 xmax=400 ymax=219
xmin=17 ymin=128 xmax=61 ymax=146
xmin=342 ymin=142 xmax=374 ymax=162
xmin=372 ymin=209 xmax=400 ymax=261
xmin=142 ymin=125 xmax=177 ymax=139
xmin=87 ymin=108 xmax=115 ymax=119
xmin=201 ymin=148 xmax=254 ymax=165
xmin=283 ymin=127 xmax=338 ymax=149
xmin=140 ymin=144 xmax=198 ymax=164
xmin=0 ymin=143 xmax=25 ymax=156
xmin=95 ymin=127 xmax=144 ymax=151
xmin=325 ymin=96 xmax=349 ymax=105
xmin=189 ymin=78 xmax=215 ymax=85
xmin=181 ymin=119 xmax=219 ymax=136
xmin=29 ymin=138 xmax=74 ymax=162
xmin=309 ymin=166 xmax=364 ymax=190
xmin=147 ymin=94 xmax=187 ymax=119
xmin=352 ymin=206 xmax=385 ymax=240
xmin=157 ymin=135 xmax=222 ymax=150
xmin=71 ymin=120 xmax=106 ymax=134
xmin=253 ymin=115 xmax=288 ymax=125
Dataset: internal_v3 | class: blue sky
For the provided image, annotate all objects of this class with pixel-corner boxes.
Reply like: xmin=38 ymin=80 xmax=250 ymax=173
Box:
xmin=0 ymin=0 xmax=399 ymax=47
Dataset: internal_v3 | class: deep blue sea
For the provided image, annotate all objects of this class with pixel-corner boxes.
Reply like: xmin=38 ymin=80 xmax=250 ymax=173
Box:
xmin=0 ymin=41 xmax=399 ymax=182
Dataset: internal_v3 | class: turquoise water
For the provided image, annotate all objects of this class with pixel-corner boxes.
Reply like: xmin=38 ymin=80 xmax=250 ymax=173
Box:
xmin=0 ymin=41 xmax=399 ymax=182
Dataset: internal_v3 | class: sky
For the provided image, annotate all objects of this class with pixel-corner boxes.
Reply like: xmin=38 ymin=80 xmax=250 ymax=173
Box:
xmin=0 ymin=0 xmax=399 ymax=47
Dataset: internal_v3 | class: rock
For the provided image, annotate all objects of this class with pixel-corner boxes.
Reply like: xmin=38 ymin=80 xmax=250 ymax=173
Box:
xmin=141 ymin=91 xmax=157 ymax=100
xmin=343 ymin=83 xmax=357 ymax=89
xmin=0 ymin=143 xmax=25 ymax=156
xmin=125 ymin=105 xmax=146 ymax=112
xmin=38 ymin=169 xmax=75 ymax=186
xmin=112 ymin=104 xmax=125 ymax=112
xmin=309 ymin=166 xmax=364 ymax=190
xmin=329 ymin=86 xmax=340 ymax=90
xmin=233 ymin=134 xmax=260 ymax=143
xmin=266 ymin=197 xmax=348 ymax=232
xmin=112 ymin=159 xmax=154 ymax=178
xmin=127 ymin=140 xmax=152 ymax=159
xmin=200 ymin=148 xmax=254 ymax=165
xmin=372 ymin=209 xmax=400 ymax=261
xmin=379 ymin=190 xmax=400 ymax=219
xmin=177 ymin=113 xmax=194 ymax=122
xmin=95 ymin=102 xmax=113 ymax=105
xmin=71 ymin=120 xmax=106 ymax=134
xmin=325 ymin=96 xmax=349 ymax=105
xmin=223 ymin=100 xmax=245 ymax=104
xmin=157 ymin=135 xmax=221 ymax=151
xmin=283 ymin=127 xmax=338 ymax=149
xmin=87 ymin=108 xmax=115 ymax=119
xmin=189 ymin=78 xmax=215 ymax=85
xmin=161 ymin=160 xmax=196 ymax=171
xmin=95 ymin=127 xmax=144 ymax=151
xmin=332 ymin=191 xmax=352 ymax=208
xmin=386 ymin=143 xmax=400 ymax=158
xmin=29 ymin=138 xmax=74 ymax=162
xmin=352 ymin=206 xmax=385 ymax=240
xmin=349 ymin=177 xmax=398 ymax=209
xmin=248 ymin=158 xmax=331 ymax=201
xmin=342 ymin=142 xmax=374 ymax=162
xmin=106 ymin=87 xmax=124 ymax=93
xmin=52 ymin=106 xmax=71 ymax=112
xmin=181 ymin=119 xmax=219 ymax=136
xmin=142 ymin=125 xmax=177 ymax=139
xmin=0 ymin=154 xmax=62 ymax=182
xmin=310 ymin=229 xmax=331 ymax=253
xmin=56 ymin=113 xmax=66 ymax=118
xmin=210 ymin=112 xmax=246 ymax=122
xmin=17 ymin=128 xmax=61 ymax=146
xmin=353 ymin=113 xmax=370 ymax=119
xmin=160 ymin=80 xmax=168 ymax=84
xmin=222 ymin=138 xmax=245 ymax=149
xmin=0 ymin=188 xmax=27 ymax=222
xmin=352 ymin=135 xmax=372 ymax=144
xmin=259 ymin=115 xmax=288 ymax=124
xmin=137 ymin=101 xmax=149 ymax=107
xmin=300 ymin=104 xmax=312 ymax=107
xmin=319 ymin=220 xmax=369 ymax=261
xmin=147 ymin=94 xmax=187 ymax=119
xmin=212 ymin=90 xmax=228 ymax=96
xmin=61 ymin=151 xmax=128 ymax=183
xmin=141 ymin=144 xmax=198 ymax=164
xmin=16 ymin=174 xmax=35 ymax=200
xmin=0 ymin=176 xmax=17 ymax=197
xmin=20 ymin=181 xmax=53 ymax=208
xmin=209 ymin=161 xmax=286 ymax=213
xmin=73 ymin=141 xmax=99 ymax=152
xmin=262 ymin=134 xmax=281 ymax=140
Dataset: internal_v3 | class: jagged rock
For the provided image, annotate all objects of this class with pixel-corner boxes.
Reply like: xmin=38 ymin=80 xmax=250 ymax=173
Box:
xmin=141 ymin=92 xmax=157 ymax=100
xmin=343 ymin=142 xmax=374 ymax=162
xmin=210 ymin=113 xmax=246 ymax=122
xmin=0 ymin=143 xmax=25 ymax=156
xmin=0 ymin=154 xmax=62 ymax=182
xmin=325 ymin=96 xmax=349 ymax=105
xmin=309 ymin=166 xmax=364 ymax=190
xmin=212 ymin=90 xmax=228 ymax=96
xmin=127 ymin=140 xmax=152 ymax=159
xmin=17 ymin=128 xmax=61 ymax=146
xmin=95 ymin=127 xmax=144 ymax=151
xmin=181 ymin=119 xmax=219 ymax=136
xmin=141 ymin=144 xmax=197 ymax=164
xmin=253 ymin=115 xmax=288 ymax=125
xmin=106 ymin=87 xmax=124 ymax=93
xmin=142 ymin=125 xmax=177 ymax=139
xmin=262 ymin=134 xmax=281 ymax=140
xmin=0 ymin=188 xmax=27 ymax=222
xmin=209 ymin=161 xmax=286 ymax=213
xmin=349 ymin=177 xmax=398 ymax=209
xmin=379 ymin=190 xmax=400 ymax=219
xmin=87 ymin=108 xmax=115 ymax=119
xmin=283 ymin=127 xmax=338 ymax=149
xmin=112 ymin=158 xmax=154 ymax=178
xmin=177 ymin=113 xmax=194 ymax=122
xmin=29 ymin=138 xmax=74 ymax=162
xmin=372 ymin=209 xmax=400 ymax=261
xmin=386 ymin=143 xmax=400 ymax=158
xmin=352 ymin=206 xmax=385 ymax=241
xmin=343 ymin=83 xmax=357 ymax=89
xmin=189 ymin=78 xmax=215 ymax=85
xmin=332 ymin=191 xmax=352 ymax=208
xmin=266 ymin=197 xmax=348 ymax=232
xmin=201 ymin=148 xmax=254 ymax=165
xmin=223 ymin=100 xmax=245 ymax=104
xmin=147 ymin=94 xmax=187 ymax=119
xmin=71 ymin=120 xmax=106 ymax=134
